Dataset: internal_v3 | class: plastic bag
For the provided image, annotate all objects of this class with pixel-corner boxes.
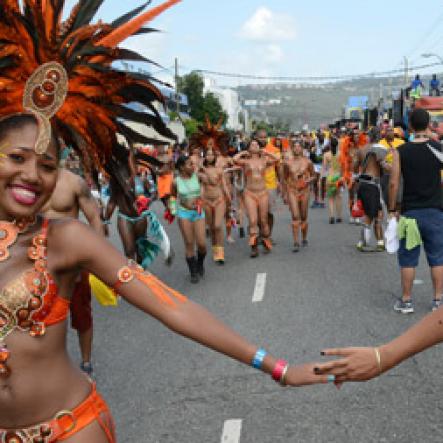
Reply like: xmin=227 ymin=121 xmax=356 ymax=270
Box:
xmin=385 ymin=217 xmax=399 ymax=254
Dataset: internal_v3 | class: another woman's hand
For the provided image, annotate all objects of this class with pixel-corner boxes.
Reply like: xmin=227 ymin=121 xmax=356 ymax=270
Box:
xmin=283 ymin=363 xmax=336 ymax=387
xmin=313 ymin=347 xmax=382 ymax=384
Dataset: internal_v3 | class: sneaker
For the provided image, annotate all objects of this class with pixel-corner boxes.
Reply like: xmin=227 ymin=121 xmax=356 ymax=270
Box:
xmin=319 ymin=202 xmax=325 ymax=208
xmin=302 ymin=239 xmax=308 ymax=247
xmin=293 ymin=242 xmax=300 ymax=253
xmin=80 ymin=361 xmax=93 ymax=376
xmin=376 ymin=241 xmax=385 ymax=252
xmin=250 ymin=247 xmax=259 ymax=258
xmin=239 ymin=227 xmax=245 ymax=238
xmin=336 ymin=218 xmax=342 ymax=223
xmin=356 ymin=240 xmax=364 ymax=251
xmin=349 ymin=217 xmax=355 ymax=224
xmin=311 ymin=201 xmax=319 ymax=209
xmin=394 ymin=299 xmax=414 ymax=314
xmin=432 ymin=299 xmax=442 ymax=311
xmin=329 ymin=217 xmax=335 ymax=224
xmin=355 ymin=218 xmax=361 ymax=225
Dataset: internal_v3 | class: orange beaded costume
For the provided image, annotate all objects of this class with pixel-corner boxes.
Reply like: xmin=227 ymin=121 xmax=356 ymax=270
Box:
xmin=0 ymin=219 xmax=69 ymax=377
xmin=0 ymin=0 xmax=181 ymax=440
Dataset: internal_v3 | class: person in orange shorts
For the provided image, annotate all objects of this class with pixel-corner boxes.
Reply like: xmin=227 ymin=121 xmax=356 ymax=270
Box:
xmin=157 ymin=152 xmax=174 ymax=207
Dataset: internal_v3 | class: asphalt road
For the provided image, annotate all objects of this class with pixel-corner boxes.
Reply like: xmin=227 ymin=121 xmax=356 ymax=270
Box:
xmin=70 ymin=199 xmax=443 ymax=443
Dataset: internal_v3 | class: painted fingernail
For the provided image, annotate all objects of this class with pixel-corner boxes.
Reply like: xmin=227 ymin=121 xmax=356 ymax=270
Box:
xmin=320 ymin=351 xmax=325 ymax=356
xmin=314 ymin=367 xmax=320 ymax=374
xmin=327 ymin=375 xmax=336 ymax=383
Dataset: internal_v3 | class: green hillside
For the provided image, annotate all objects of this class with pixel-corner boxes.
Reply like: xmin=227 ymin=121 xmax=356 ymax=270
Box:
xmin=237 ymin=73 xmax=442 ymax=130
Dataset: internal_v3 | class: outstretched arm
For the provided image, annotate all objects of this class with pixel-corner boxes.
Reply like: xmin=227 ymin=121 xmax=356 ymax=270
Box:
xmin=314 ymin=307 xmax=443 ymax=384
xmin=51 ymin=220 xmax=330 ymax=387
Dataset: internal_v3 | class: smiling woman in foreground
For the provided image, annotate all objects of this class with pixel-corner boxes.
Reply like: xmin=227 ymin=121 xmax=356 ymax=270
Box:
xmin=0 ymin=1 xmax=328 ymax=441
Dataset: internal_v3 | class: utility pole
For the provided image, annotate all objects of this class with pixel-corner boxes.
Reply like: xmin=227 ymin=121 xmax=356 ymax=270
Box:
xmin=175 ymin=57 xmax=180 ymax=114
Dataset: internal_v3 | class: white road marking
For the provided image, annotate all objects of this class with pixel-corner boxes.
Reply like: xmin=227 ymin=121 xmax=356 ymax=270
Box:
xmin=414 ymin=279 xmax=424 ymax=285
xmin=252 ymin=273 xmax=267 ymax=303
xmin=221 ymin=419 xmax=243 ymax=443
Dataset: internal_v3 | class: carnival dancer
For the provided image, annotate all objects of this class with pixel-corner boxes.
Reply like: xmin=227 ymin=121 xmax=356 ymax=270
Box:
xmin=189 ymin=145 xmax=203 ymax=172
xmin=233 ymin=140 xmax=279 ymax=257
xmin=0 ymin=2 xmax=330 ymax=441
xmin=216 ymin=152 xmax=236 ymax=244
xmin=322 ymin=143 xmax=343 ymax=224
xmin=339 ymin=130 xmax=360 ymax=223
xmin=200 ymin=150 xmax=231 ymax=264
xmin=43 ymin=165 xmax=105 ymax=376
xmin=191 ymin=118 xmax=231 ymax=264
xmin=282 ymin=141 xmax=315 ymax=251
xmin=171 ymin=156 xmax=207 ymax=282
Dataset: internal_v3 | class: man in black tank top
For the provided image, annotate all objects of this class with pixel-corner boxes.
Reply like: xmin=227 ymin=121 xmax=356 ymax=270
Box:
xmin=389 ymin=108 xmax=443 ymax=314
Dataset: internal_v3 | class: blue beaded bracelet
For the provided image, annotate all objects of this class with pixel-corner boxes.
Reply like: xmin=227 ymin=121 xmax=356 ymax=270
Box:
xmin=252 ymin=348 xmax=267 ymax=369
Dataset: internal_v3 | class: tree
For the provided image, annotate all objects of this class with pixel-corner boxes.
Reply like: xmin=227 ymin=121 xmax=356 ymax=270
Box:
xmin=202 ymin=92 xmax=227 ymax=125
xmin=178 ymin=72 xmax=204 ymax=120
xmin=183 ymin=118 xmax=199 ymax=137
xmin=178 ymin=71 xmax=227 ymax=125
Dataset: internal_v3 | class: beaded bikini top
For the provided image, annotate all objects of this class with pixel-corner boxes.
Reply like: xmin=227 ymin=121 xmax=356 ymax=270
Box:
xmin=0 ymin=219 xmax=69 ymax=377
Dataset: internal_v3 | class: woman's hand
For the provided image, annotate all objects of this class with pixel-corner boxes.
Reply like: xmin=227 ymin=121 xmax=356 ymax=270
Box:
xmin=313 ymin=347 xmax=382 ymax=384
xmin=283 ymin=363 xmax=336 ymax=387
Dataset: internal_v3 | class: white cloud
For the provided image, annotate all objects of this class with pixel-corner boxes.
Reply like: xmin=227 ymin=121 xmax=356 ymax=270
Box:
xmin=240 ymin=7 xmax=296 ymax=42
xmin=263 ymin=44 xmax=284 ymax=63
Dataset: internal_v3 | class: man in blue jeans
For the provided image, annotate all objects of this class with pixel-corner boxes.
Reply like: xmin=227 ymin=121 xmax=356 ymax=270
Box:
xmin=389 ymin=108 xmax=443 ymax=313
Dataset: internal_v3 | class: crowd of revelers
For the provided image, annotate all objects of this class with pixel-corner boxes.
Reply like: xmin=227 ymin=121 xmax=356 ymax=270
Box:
xmin=89 ymin=120 xmax=414 ymax=275
xmin=1 ymin=0 xmax=443 ymax=440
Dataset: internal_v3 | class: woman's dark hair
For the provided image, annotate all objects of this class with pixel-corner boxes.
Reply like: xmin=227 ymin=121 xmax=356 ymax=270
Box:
xmin=175 ymin=154 xmax=189 ymax=171
xmin=0 ymin=114 xmax=38 ymax=141
xmin=409 ymin=108 xmax=430 ymax=131
xmin=248 ymin=138 xmax=260 ymax=148
xmin=0 ymin=113 xmax=61 ymax=155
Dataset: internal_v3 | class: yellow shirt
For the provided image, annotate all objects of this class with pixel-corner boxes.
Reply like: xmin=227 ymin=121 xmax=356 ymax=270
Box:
xmin=264 ymin=144 xmax=281 ymax=190
xmin=379 ymin=137 xmax=404 ymax=163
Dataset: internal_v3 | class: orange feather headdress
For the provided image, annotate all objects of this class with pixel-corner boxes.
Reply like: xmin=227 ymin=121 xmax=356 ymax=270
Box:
xmin=190 ymin=116 xmax=229 ymax=155
xmin=0 ymin=0 xmax=180 ymax=171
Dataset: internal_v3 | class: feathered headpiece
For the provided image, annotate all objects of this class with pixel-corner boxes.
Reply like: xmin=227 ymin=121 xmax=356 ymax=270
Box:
xmin=0 ymin=0 xmax=180 ymax=171
xmin=190 ymin=116 xmax=229 ymax=155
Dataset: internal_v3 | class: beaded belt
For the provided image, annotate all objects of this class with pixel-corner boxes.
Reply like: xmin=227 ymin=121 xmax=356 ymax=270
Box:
xmin=0 ymin=410 xmax=75 ymax=443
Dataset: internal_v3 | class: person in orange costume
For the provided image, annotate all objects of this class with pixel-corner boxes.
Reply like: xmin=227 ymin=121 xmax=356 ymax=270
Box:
xmin=233 ymin=140 xmax=279 ymax=257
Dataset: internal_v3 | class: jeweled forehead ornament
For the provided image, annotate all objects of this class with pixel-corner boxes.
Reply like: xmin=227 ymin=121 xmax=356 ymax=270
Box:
xmin=22 ymin=62 xmax=68 ymax=155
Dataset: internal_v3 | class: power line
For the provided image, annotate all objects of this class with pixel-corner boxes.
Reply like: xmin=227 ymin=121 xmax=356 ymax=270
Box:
xmin=193 ymin=62 xmax=441 ymax=82
xmin=406 ymin=9 xmax=443 ymax=59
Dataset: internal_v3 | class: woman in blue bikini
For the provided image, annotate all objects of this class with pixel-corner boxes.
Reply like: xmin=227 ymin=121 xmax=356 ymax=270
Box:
xmin=171 ymin=156 xmax=207 ymax=283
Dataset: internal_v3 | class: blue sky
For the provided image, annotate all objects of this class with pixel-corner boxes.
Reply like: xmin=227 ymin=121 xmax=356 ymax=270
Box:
xmin=65 ymin=1 xmax=443 ymax=86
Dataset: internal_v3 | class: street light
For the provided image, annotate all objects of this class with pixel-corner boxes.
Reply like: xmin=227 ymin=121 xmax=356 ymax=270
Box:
xmin=422 ymin=53 xmax=443 ymax=64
